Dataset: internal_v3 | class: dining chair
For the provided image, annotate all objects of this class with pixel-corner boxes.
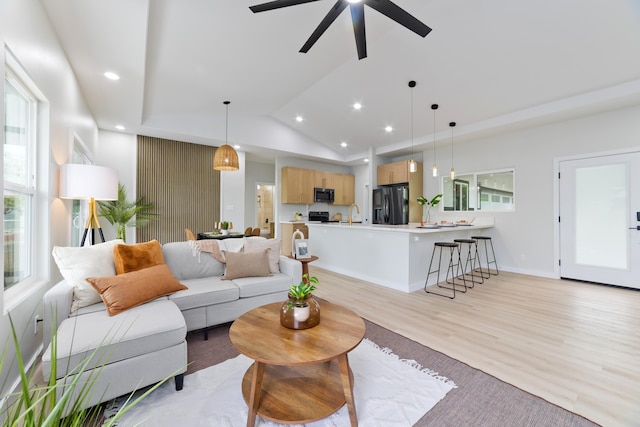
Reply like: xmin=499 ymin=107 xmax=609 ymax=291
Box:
xmin=251 ymin=228 xmax=261 ymax=236
xmin=244 ymin=227 xmax=252 ymax=235
xmin=184 ymin=228 xmax=196 ymax=241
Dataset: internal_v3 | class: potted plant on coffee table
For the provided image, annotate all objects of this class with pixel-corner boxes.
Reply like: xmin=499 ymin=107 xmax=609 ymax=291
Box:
xmin=280 ymin=274 xmax=320 ymax=330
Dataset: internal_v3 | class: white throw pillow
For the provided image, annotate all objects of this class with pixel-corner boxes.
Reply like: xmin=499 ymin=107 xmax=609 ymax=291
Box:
xmin=243 ymin=237 xmax=281 ymax=273
xmin=52 ymin=239 xmax=123 ymax=311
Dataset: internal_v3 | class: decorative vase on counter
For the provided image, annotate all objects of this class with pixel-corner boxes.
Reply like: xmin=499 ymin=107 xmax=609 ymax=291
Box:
xmin=280 ymin=294 xmax=320 ymax=330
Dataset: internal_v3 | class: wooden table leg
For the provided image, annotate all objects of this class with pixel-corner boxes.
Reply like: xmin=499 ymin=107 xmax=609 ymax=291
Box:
xmin=247 ymin=362 xmax=265 ymax=427
xmin=337 ymin=354 xmax=358 ymax=426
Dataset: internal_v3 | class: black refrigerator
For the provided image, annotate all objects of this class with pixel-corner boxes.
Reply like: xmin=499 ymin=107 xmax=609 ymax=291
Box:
xmin=373 ymin=185 xmax=409 ymax=225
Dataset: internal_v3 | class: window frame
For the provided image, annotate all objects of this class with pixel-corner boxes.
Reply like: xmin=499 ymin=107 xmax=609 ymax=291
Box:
xmin=2 ymin=47 xmax=49 ymax=311
xmin=441 ymin=168 xmax=516 ymax=213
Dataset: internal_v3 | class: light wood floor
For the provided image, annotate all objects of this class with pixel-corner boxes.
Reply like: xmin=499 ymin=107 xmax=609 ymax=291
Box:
xmin=310 ymin=266 xmax=640 ymax=427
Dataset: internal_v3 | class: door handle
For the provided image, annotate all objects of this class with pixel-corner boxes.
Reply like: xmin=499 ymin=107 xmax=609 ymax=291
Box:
xmin=629 ymin=226 xmax=640 ymax=230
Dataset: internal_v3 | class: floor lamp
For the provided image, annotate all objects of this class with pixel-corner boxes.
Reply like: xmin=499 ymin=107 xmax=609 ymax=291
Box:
xmin=59 ymin=164 xmax=118 ymax=246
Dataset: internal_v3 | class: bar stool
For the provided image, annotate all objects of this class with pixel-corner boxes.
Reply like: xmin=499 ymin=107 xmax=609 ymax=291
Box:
xmin=472 ymin=235 xmax=498 ymax=278
xmin=424 ymin=242 xmax=467 ymax=299
xmin=453 ymin=238 xmax=484 ymax=287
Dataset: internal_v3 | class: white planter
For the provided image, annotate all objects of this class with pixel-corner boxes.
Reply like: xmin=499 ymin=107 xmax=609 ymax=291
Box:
xmin=221 ymin=230 xmax=229 ymax=235
xmin=293 ymin=305 xmax=310 ymax=322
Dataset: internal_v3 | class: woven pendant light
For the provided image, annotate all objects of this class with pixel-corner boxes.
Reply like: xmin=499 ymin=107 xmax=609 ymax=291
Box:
xmin=213 ymin=101 xmax=239 ymax=171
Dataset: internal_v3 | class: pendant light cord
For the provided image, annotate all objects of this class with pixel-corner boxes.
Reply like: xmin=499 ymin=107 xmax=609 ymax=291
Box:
xmin=224 ymin=100 xmax=230 ymax=144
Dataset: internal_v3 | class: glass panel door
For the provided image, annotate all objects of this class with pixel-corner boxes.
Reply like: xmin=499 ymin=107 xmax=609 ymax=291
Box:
xmin=559 ymin=152 xmax=640 ymax=289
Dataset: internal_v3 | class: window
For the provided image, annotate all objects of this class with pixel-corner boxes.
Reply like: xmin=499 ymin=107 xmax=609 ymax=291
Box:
xmin=4 ymin=68 xmax=37 ymax=291
xmin=442 ymin=169 xmax=515 ymax=212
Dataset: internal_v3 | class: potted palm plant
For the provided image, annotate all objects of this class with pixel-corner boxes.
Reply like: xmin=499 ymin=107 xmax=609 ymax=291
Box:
xmin=97 ymin=183 xmax=158 ymax=243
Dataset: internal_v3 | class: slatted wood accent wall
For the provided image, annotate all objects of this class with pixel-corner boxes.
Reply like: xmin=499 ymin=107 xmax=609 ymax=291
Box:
xmin=136 ymin=135 xmax=220 ymax=244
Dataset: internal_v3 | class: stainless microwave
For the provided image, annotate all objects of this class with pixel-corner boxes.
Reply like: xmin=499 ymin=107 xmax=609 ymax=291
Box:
xmin=314 ymin=187 xmax=334 ymax=203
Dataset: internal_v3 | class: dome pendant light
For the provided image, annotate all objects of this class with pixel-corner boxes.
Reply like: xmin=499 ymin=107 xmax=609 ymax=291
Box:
xmin=213 ymin=101 xmax=239 ymax=171
xmin=408 ymin=81 xmax=417 ymax=173
xmin=431 ymin=104 xmax=439 ymax=177
xmin=449 ymin=122 xmax=456 ymax=180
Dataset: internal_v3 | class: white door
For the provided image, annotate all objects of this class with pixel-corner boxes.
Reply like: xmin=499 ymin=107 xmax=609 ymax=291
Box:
xmin=559 ymin=152 xmax=640 ymax=289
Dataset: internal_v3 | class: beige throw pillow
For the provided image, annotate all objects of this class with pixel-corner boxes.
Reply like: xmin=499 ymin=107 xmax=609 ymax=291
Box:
xmin=222 ymin=250 xmax=271 ymax=280
xmin=243 ymin=237 xmax=281 ymax=273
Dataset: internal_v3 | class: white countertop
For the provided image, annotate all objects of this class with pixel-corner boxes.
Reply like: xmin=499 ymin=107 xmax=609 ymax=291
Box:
xmin=306 ymin=220 xmax=493 ymax=234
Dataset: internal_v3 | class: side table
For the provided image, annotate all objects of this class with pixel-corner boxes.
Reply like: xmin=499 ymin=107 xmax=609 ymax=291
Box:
xmin=288 ymin=254 xmax=318 ymax=281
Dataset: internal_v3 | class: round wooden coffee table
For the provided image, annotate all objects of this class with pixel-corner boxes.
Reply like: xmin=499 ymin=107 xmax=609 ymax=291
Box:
xmin=229 ymin=301 xmax=365 ymax=427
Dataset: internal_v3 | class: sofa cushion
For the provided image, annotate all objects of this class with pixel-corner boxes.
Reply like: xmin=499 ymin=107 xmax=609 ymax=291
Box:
xmin=113 ymin=240 xmax=165 ymax=274
xmin=52 ymin=239 xmax=124 ymax=311
xmin=87 ymin=264 xmax=187 ymax=316
xmin=41 ymin=299 xmax=186 ymax=380
xmin=168 ymin=277 xmax=239 ymax=311
xmin=162 ymin=241 xmax=224 ymax=280
xmin=222 ymin=250 xmax=271 ymax=280
xmin=243 ymin=237 xmax=281 ymax=273
xmin=233 ymin=273 xmax=293 ymax=298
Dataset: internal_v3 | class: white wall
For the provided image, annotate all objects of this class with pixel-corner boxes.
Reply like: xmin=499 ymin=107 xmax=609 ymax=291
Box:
xmin=0 ymin=0 xmax=99 ymax=400
xmin=420 ymin=104 xmax=640 ymax=278
xmin=96 ymin=130 xmax=137 ymax=241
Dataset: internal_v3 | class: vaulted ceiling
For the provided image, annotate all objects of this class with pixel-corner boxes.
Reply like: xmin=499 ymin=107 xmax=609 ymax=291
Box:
xmin=40 ymin=0 xmax=640 ymax=165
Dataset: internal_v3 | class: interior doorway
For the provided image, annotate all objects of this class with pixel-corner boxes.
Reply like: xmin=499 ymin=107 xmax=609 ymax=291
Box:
xmin=558 ymin=150 xmax=640 ymax=289
xmin=256 ymin=183 xmax=275 ymax=237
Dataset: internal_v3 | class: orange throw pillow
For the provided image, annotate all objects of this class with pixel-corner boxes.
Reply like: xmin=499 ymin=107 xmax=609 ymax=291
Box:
xmin=87 ymin=264 xmax=187 ymax=316
xmin=113 ymin=240 xmax=165 ymax=275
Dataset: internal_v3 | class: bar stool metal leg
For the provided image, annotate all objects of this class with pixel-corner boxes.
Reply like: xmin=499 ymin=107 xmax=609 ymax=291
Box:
xmin=425 ymin=242 xmax=467 ymax=299
xmin=472 ymin=236 xmax=499 ymax=277
xmin=454 ymin=238 xmax=484 ymax=287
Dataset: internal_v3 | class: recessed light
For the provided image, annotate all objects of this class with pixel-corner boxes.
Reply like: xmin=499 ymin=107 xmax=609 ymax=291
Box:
xmin=104 ymin=71 xmax=120 ymax=80
xmin=348 ymin=0 xmax=362 ymax=3
xmin=295 ymin=115 xmax=303 ymax=122
xmin=341 ymin=142 xmax=348 ymax=148
xmin=364 ymin=158 xmax=369 ymax=162
xmin=233 ymin=145 xmax=240 ymax=149
xmin=385 ymin=126 xmax=393 ymax=132
xmin=353 ymin=102 xmax=362 ymax=110
xmin=115 ymin=125 xmax=125 ymax=131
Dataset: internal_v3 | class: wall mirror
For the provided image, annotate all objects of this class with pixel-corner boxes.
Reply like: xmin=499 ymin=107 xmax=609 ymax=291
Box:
xmin=442 ymin=169 xmax=515 ymax=212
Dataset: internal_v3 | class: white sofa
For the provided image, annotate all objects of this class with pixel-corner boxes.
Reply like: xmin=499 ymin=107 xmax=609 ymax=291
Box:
xmin=42 ymin=238 xmax=302 ymax=413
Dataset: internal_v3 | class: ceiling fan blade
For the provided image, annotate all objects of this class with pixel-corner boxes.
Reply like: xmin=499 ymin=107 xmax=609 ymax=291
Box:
xmin=249 ymin=0 xmax=321 ymax=14
xmin=367 ymin=0 xmax=432 ymax=37
xmin=350 ymin=4 xmax=367 ymax=59
xmin=300 ymin=0 xmax=348 ymax=53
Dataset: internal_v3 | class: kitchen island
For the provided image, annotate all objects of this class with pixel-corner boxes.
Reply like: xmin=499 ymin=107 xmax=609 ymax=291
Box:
xmin=307 ymin=219 xmax=494 ymax=293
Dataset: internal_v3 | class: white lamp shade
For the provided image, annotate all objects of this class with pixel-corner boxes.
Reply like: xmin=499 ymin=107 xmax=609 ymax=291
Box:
xmin=59 ymin=164 xmax=118 ymax=200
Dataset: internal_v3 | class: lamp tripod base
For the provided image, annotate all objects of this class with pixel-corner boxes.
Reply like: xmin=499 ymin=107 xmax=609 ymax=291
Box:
xmin=80 ymin=197 xmax=106 ymax=246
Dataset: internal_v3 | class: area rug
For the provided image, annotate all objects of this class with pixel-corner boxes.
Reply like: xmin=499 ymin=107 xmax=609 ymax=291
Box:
xmin=105 ymin=338 xmax=456 ymax=426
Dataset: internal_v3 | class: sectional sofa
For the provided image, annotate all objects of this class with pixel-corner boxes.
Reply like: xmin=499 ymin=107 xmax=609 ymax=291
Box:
xmin=42 ymin=237 xmax=302 ymax=414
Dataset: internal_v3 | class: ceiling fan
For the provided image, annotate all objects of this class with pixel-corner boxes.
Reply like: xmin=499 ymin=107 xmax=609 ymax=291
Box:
xmin=249 ymin=0 xmax=431 ymax=60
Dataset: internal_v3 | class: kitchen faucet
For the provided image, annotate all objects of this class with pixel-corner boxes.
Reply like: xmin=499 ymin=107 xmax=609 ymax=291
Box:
xmin=349 ymin=203 xmax=360 ymax=226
